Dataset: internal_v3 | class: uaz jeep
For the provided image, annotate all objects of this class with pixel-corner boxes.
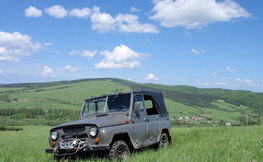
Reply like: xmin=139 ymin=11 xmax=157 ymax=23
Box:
xmin=45 ymin=90 xmax=171 ymax=160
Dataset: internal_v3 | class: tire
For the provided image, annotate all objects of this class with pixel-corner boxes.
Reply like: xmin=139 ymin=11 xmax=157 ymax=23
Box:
xmin=108 ymin=140 xmax=130 ymax=161
xmin=158 ymin=133 xmax=169 ymax=148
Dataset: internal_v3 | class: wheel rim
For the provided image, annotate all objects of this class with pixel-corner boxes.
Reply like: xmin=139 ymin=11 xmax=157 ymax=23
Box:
xmin=160 ymin=135 xmax=168 ymax=147
xmin=116 ymin=148 xmax=126 ymax=159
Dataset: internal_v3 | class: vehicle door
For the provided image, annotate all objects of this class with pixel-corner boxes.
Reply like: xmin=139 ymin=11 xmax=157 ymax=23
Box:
xmin=130 ymin=95 xmax=148 ymax=148
xmin=144 ymin=95 xmax=160 ymax=144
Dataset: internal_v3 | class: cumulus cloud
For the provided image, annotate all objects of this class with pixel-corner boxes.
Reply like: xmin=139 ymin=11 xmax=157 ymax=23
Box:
xmin=70 ymin=8 xmax=91 ymax=18
xmin=25 ymin=6 xmax=42 ymax=17
xmin=57 ymin=65 xmax=80 ymax=72
xmin=146 ymin=73 xmax=159 ymax=81
xmin=90 ymin=6 xmax=159 ymax=33
xmin=90 ymin=7 xmax=116 ymax=32
xmin=45 ymin=5 xmax=67 ymax=18
xmin=95 ymin=44 xmax=148 ymax=69
xmin=42 ymin=66 xmax=55 ymax=78
xmin=226 ymin=66 xmax=235 ymax=72
xmin=0 ymin=69 xmax=3 ymax=75
xmin=191 ymin=49 xmax=205 ymax=54
xmin=150 ymin=0 xmax=250 ymax=29
xmin=69 ymin=50 xmax=97 ymax=58
xmin=130 ymin=7 xmax=140 ymax=12
xmin=0 ymin=31 xmax=42 ymax=62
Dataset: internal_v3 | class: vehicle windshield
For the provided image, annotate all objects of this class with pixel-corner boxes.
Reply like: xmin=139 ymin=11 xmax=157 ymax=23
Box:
xmin=82 ymin=93 xmax=131 ymax=116
xmin=82 ymin=97 xmax=107 ymax=116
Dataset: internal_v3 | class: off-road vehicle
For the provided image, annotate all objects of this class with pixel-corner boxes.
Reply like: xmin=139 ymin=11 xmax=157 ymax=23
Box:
xmin=45 ymin=90 xmax=171 ymax=160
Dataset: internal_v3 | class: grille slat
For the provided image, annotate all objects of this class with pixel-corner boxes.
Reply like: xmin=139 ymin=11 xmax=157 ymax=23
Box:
xmin=62 ymin=127 xmax=87 ymax=139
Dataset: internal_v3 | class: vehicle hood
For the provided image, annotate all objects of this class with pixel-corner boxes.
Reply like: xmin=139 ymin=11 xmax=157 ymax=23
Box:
xmin=51 ymin=114 xmax=128 ymax=130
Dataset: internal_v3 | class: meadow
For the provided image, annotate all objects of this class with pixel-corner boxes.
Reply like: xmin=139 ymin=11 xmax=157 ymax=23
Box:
xmin=0 ymin=78 xmax=262 ymax=161
xmin=0 ymin=125 xmax=262 ymax=162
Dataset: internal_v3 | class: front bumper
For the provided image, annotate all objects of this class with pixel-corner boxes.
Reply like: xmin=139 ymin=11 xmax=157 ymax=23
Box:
xmin=45 ymin=145 xmax=110 ymax=155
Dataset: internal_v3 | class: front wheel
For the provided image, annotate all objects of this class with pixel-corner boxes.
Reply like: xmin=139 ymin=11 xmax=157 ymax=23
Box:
xmin=159 ymin=133 xmax=169 ymax=148
xmin=108 ymin=140 xmax=130 ymax=161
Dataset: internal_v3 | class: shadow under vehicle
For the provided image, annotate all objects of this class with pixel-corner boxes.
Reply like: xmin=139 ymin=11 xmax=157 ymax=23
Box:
xmin=45 ymin=90 xmax=171 ymax=160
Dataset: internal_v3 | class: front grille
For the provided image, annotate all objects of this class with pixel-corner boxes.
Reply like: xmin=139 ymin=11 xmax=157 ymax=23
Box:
xmin=63 ymin=127 xmax=85 ymax=135
xmin=62 ymin=127 xmax=87 ymax=140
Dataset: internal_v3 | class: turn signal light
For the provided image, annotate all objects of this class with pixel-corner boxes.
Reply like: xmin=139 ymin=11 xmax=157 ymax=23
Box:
xmin=51 ymin=141 xmax=56 ymax=147
xmin=95 ymin=137 xmax=99 ymax=143
xmin=125 ymin=120 xmax=129 ymax=124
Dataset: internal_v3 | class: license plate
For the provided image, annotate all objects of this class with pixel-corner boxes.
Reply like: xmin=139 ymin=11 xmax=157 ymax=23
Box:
xmin=59 ymin=141 xmax=73 ymax=149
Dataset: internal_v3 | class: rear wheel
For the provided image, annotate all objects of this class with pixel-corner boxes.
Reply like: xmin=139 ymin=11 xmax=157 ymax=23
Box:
xmin=108 ymin=140 xmax=130 ymax=161
xmin=159 ymin=133 xmax=169 ymax=148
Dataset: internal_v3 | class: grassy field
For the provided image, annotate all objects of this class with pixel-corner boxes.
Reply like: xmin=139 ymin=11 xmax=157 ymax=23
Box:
xmin=0 ymin=125 xmax=262 ymax=162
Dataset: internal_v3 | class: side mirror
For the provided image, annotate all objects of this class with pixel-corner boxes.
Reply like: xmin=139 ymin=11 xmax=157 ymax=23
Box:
xmin=134 ymin=102 xmax=140 ymax=113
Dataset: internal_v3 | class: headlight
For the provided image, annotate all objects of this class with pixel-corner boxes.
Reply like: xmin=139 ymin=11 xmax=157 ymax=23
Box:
xmin=89 ymin=126 xmax=98 ymax=137
xmin=51 ymin=131 xmax=58 ymax=140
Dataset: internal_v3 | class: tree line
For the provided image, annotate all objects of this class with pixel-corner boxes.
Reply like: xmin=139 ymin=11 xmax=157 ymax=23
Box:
xmin=0 ymin=108 xmax=79 ymax=121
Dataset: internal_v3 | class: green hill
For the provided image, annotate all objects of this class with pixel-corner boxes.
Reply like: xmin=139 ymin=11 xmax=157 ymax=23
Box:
xmin=0 ymin=78 xmax=262 ymax=126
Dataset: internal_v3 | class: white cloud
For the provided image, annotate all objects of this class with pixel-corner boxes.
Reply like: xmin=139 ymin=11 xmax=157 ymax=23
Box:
xmin=150 ymin=0 xmax=250 ymax=29
xmin=236 ymin=79 xmax=263 ymax=87
xmin=191 ymin=49 xmax=205 ymax=54
xmin=116 ymin=14 xmax=159 ymax=33
xmin=95 ymin=44 xmax=148 ymax=69
xmin=236 ymin=78 xmax=241 ymax=82
xmin=130 ymin=7 xmax=140 ymax=12
xmin=0 ymin=69 xmax=3 ymax=75
xmin=45 ymin=5 xmax=67 ymax=18
xmin=245 ymin=79 xmax=252 ymax=83
xmin=80 ymin=50 xmax=97 ymax=58
xmin=25 ymin=6 xmax=42 ymax=17
xmin=90 ymin=7 xmax=116 ymax=33
xmin=146 ymin=73 xmax=159 ymax=81
xmin=42 ymin=66 xmax=55 ymax=78
xmin=70 ymin=8 xmax=91 ymax=18
xmin=0 ymin=31 xmax=42 ymax=62
xmin=202 ymin=82 xmax=211 ymax=86
xmin=57 ymin=65 xmax=80 ymax=72
xmin=69 ymin=50 xmax=97 ymax=58
xmin=226 ymin=66 xmax=235 ymax=72
xmin=90 ymin=6 xmax=159 ymax=33
xmin=236 ymin=78 xmax=253 ymax=84
xmin=215 ymin=82 xmax=228 ymax=86
xmin=212 ymin=72 xmax=217 ymax=75
xmin=43 ymin=42 xmax=52 ymax=46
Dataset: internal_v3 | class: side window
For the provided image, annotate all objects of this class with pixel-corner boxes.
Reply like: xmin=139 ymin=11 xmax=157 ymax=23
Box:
xmin=134 ymin=95 xmax=145 ymax=111
xmin=144 ymin=95 xmax=159 ymax=115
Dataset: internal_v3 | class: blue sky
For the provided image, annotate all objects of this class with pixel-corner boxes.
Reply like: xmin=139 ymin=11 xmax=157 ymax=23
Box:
xmin=0 ymin=0 xmax=263 ymax=92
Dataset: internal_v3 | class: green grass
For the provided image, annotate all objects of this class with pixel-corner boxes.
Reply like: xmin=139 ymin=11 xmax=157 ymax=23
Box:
xmin=0 ymin=126 xmax=262 ymax=162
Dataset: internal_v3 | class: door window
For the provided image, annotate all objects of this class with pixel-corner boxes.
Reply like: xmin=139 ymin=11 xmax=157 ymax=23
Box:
xmin=144 ymin=95 xmax=159 ymax=115
xmin=134 ymin=95 xmax=145 ymax=111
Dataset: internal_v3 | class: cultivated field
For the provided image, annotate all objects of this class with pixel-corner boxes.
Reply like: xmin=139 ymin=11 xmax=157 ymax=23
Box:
xmin=0 ymin=126 xmax=262 ymax=162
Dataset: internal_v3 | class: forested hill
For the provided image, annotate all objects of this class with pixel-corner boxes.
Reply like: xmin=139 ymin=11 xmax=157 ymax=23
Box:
xmin=0 ymin=78 xmax=262 ymax=126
